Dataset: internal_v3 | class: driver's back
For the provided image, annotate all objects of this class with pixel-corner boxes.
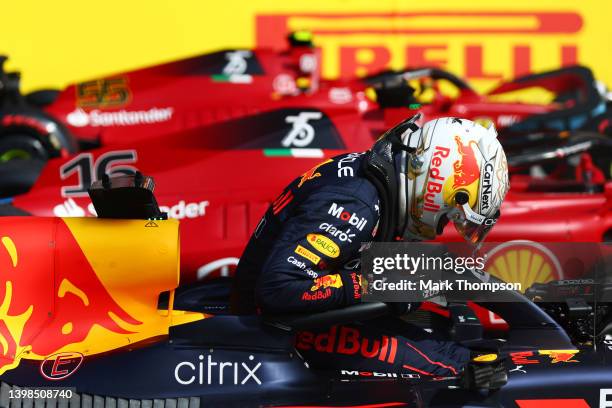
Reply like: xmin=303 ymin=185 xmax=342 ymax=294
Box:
xmin=230 ymin=152 xmax=379 ymax=315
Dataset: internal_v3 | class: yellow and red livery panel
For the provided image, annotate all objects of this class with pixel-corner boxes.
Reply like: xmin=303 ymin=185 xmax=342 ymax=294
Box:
xmin=0 ymin=217 xmax=206 ymax=375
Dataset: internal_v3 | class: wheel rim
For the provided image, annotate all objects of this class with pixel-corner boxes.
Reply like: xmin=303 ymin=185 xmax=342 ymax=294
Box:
xmin=0 ymin=148 xmax=32 ymax=163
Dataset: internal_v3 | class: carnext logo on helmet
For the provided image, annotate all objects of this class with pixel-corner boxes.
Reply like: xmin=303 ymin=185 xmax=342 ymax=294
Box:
xmin=328 ymin=203 xmax=368 ymax=231
xmin=480 ymin=162 xmax=494 ymax=212
xmin=424 ymin=146 xmax=450 ymax=213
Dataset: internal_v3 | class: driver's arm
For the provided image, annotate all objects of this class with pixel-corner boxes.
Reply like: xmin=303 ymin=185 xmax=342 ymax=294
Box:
xmin=256 ymin=188 xmax=378 ymax=314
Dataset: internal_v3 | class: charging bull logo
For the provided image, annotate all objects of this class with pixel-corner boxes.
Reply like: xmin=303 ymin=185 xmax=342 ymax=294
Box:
xmin=0 ymin=221 xmax=142 ymax=375
xmin=441 ymin=136 xmax=481 ymax=209
xmin=452 ymin=136 xmax=480 ymax=190
xmin=539 ymin=350 xmax=579 ymax=364
xmin=310 ymin=274 xmax=343 ymax=291
xmin=298 ymin=159 xmax=332 ymax=188
xmin=510 ymin=349 xmax=579 ymax=366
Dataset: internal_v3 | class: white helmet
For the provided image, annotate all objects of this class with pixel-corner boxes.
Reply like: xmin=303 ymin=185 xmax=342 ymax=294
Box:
xmin=398 ymin=116 xmax=509 ymax=244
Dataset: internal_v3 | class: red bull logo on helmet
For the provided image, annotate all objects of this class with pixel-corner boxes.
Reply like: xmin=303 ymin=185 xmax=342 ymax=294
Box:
xmin=440 ymin=136 xmax=482 ymax=209
xmin=452 ymin=136 xmax=480 ymax=189
xmin=423 ymin=145 xmax=450 ymax=213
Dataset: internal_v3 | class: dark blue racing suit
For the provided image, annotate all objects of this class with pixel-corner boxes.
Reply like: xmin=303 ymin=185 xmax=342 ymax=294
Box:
xmin=231 ymin=153 xmax=470 ymax=377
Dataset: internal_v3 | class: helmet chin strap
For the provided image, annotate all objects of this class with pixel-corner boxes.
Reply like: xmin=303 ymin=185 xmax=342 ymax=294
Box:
xmin=462 ymin=203 xmax=486 ymax=225
xmin=398 ymin=145 xmax=430 ymax=242
xmin=447 ymin=203 xmax=486 ymax=225
xmin=386 ymin=113 xmax=423 ymax=241
xmin=398 ymin=149 xmax=442 ymax=242
xmin=396 ymin=150 xmax=408 ymax=237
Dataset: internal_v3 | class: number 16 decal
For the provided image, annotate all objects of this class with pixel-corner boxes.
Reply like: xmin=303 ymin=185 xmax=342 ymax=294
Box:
xmin=60 ymin=150 xmax=138 ymax=197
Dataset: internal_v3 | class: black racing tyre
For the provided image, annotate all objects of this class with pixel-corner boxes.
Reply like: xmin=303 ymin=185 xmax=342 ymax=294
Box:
xmin=0 ymin=133 xmax=49 ymax=163
xmin=0 ymin=158 xmax=45 ymax=197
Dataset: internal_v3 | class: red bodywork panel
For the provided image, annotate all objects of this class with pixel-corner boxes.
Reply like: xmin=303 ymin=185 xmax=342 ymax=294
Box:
xmin=39 ymin=44 xmax=573 ymax=149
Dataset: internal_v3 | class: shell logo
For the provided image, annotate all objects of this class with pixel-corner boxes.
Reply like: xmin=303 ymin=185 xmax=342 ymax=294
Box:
xmin=485 ymin=241 xmax=563 ymax=291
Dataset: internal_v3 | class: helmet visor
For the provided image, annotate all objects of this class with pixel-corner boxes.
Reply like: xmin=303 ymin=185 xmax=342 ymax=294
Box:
xmin=450 ymin=203 xmax=499 ymax=245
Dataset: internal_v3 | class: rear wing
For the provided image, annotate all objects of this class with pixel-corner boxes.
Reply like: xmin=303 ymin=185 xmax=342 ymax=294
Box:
xmin=490 ymin=66 xmax=605 ymax=133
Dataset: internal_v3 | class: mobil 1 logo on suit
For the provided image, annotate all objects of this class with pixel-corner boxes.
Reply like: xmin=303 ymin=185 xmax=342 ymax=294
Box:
xmin=328 ymin=202 xmax=368 ymax=231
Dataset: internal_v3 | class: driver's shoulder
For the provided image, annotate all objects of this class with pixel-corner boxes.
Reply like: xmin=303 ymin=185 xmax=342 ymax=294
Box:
xmin=306 ymin=175 xmax=379 ymax=212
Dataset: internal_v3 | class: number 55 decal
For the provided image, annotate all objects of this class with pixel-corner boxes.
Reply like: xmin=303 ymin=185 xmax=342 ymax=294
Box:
xmin=60 ymin=150 xmax=138 ymax=197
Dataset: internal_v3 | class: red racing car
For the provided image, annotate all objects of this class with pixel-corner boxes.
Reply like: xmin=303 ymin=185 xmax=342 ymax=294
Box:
xmin=0 ymin=32 xmax=609 ymax=175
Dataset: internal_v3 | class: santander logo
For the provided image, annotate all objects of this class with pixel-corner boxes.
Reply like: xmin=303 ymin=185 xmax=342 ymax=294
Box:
xmin=66 ymin=107 xmax=173 ymax=128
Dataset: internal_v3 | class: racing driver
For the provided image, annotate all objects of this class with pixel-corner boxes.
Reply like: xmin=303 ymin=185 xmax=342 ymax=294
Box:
xmin=231 ymin=115 xmax=510 ymax=379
